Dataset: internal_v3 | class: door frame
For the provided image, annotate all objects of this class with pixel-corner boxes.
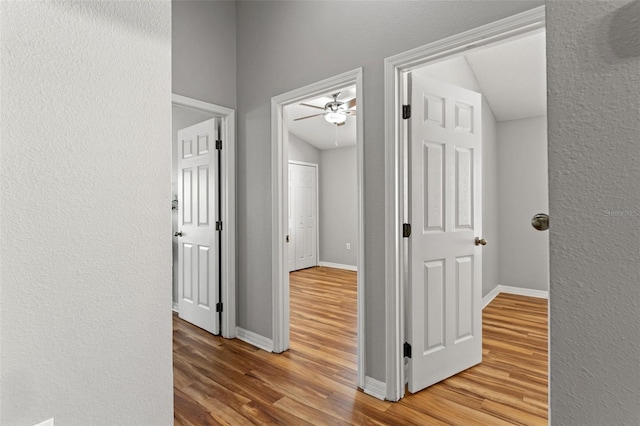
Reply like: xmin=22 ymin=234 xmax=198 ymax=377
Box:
xmin=271 ymin=68 xmax=365 ymax=389
xmin=172 ymin=94 xmax=236 ymax=339
xmin=383 ymin=6 xmax=546 ymax=401
xmin=288 ymin=160 xmax=320 ymax=272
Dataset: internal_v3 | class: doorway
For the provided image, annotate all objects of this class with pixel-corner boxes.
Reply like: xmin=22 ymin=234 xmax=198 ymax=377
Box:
xmin=384 ymin=6 xmax=548 ymax=401
xmin=271 ymin=69 xmax=366 ymax=390
xmin=171 ymin=94 xmax=236 ymax=338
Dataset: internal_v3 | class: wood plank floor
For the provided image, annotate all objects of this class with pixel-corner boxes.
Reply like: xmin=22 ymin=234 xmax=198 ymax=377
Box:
xmin=174 ymin=266 xmax=548 ymax=425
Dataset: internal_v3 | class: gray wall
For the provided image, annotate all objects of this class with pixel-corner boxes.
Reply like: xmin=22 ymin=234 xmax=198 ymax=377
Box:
xmin=0 ymin=2 xmax=173 ymax=425
xmin=235 ymin=0 xmax=542 ymax=378
xmin=498 ymin=116 xmax=549 ymax=292
xmin=320 ymin=146 xmax=358 ymax=267
xmin=288 ymin=132 xmax=320 ymax=164
xmin=548 ymin=1 xmax=640 ymax=423
xmin=172 ymin=0 xmax=237 ymax=108
xmin=172 ymin=107 xmax=215 ymax=304
xmin=412 ymin=59 xmax=501 ymax=297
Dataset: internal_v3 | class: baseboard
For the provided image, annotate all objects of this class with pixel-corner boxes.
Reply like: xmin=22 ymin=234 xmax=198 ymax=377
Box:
xmin=499 ymin=285 xmax=548 ymax=300
xmin=482 ymin=286 xmax=502 ymax=309
xmin=318 ymin=261 xmax=357 ymax=272
xmin=172 ymin=302 xmax=178 ymax=313
xmin=483 ymin=285 xmax=548 ymax=309
xmin=363 ymin=376 xmax=386 ymax=400
xmin=236 ymin=327 xmax=274 ymax=353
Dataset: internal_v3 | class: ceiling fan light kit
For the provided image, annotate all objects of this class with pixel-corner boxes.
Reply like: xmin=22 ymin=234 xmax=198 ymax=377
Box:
xmin=325 ymin=111 xmax=347 ymax=124
xmin=294 ymin=92 xmax=356 ymax=127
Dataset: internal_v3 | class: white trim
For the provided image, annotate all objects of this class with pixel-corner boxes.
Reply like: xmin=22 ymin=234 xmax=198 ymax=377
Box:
xmin=289 ymin=160 xmax=320 ymax=271
xmin=383 ymin=6 xmax=546 ymax=402
xmin=363 ymin=376 xmax=387 ymax=401
xmin=482 ymin=286 xmax=502 ymax=309
xmin=172 ymin=94 xmax=236 ymax=339
xmin=272 ymin=68 xmax=366 ymax=389
xmin=483 ymin=285 xmax=549 ymax=309
xmin=172 ymin=302 xmax=179 ymax=313
xmin=498 ymin=285 xmax=549 ymax=300
xmin=236 ymin=327 xmax=274 ymax=353
xmin=318 ymin=261 xmax=358 ymax=272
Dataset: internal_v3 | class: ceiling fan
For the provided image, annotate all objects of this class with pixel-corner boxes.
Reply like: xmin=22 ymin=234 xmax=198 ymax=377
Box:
xmin=294 ymin=92 xmax=356 ymax=126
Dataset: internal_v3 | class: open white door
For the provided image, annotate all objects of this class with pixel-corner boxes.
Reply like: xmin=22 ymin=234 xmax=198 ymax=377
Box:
xmin=289 ymin=162 xmax=317 ymax=271
xmin=408 ymin=74 xmax=483 ymax=393
xmin=177 ymin=118 xmax=220 ymax=335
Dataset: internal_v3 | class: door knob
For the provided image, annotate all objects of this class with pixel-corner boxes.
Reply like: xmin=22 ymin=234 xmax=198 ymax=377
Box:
xmin=531 ymin=213 xmax=549 ymax=231
xmin=174 ymin=231 xmax=183 ymax=237
xmin=475 ymin=237 xmax=487 ymax=246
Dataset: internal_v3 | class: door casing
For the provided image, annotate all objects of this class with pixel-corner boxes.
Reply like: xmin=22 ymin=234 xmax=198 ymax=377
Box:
xmin=271 ymin=68 xmax=365 ymax=389
xmin=172 ymin=94 xmax=236 ymax=339
xmin=383 ymin=6 xmax=546 ymax=401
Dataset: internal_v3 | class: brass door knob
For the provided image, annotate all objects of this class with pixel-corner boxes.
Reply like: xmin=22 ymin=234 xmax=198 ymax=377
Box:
xmin=475 ymin=237 xmax=487 ymax=246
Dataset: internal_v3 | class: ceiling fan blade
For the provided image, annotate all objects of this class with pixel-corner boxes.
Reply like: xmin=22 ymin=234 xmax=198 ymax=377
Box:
xmin=300 ymin=103 xmax=326 ymax=111
xmin=337 ymin=121 xmax=346 ymax=127
xmin=294 ymin=113 xmax=325 ymax=121
xmin=344 ymin=110 xmax=357 ymax=116
xmin=341 ymin=97 xmax=356 ymax=110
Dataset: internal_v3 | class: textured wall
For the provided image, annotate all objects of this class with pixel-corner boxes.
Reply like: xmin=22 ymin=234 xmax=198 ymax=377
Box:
xmin=172 ymin=0 xmax=237 ymax=108
xmin=235 ymin=0 xmax=542 ymax=380
xmin=498 ymin=116 xmax=549 ymax=292
xmin=0 ymin=2 xmax=173 ymax=425
xmin=547 ymin=1 xmax=640 ymax=423
xmin=319 ymin=146 xmax=358 ymax=267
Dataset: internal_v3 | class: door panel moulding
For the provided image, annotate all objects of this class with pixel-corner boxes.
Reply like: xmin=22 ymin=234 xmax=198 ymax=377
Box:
xmin=383 ymin=6 xmax=545 ymax=401
xmin=172 ymin=94 xmax=236 ymax=339
xmin=271 ymin=68 xmax=365 ymax=389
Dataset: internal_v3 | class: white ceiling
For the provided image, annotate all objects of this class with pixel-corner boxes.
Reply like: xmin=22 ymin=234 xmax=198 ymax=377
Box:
xmin=464 ymin=32 xmax=546 ymax=121
xmin=286 ymin=32 xmax=545 ymax=150
xmin=286 ymin=86 xmax=357 ymax=151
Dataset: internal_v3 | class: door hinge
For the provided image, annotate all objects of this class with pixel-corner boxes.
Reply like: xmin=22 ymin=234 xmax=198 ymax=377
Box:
xmin=216 ymin=302 xmax=223 ymax=313
xmin=403 ymin=223 xmax=411 ymax=238
xmin=215 ymin=221 xmax=223 ymax=231
xmin=215 ymin=140 xmax=222 ymax=150
xmin=402 ymin=105 xmax=411 ymax=119
xmin=404 ymin=342 xmax=412 ymax=358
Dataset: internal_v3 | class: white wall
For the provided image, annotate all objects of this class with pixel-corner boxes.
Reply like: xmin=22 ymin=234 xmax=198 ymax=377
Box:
xmin=172 ymin=107 xmax=214 ymax=304
xmin=498 ymin=116 xmax=549 ymax=292
xmin=288 ymin=132 xmax=320 ymax=164
xmin=0 ymin=2 xmax=173 ymax=425
xmin=548 ymin=1 xmax=640 ymax=423
xmin=320 ymin=146 xmax=358 ymax=268
xmin=236 ymin=0 xmax=542 ymax=381
xmin=415 ymin=58 xmax=501 ymax=297
xmin=172 ymin=0 xmax=236 ymax=109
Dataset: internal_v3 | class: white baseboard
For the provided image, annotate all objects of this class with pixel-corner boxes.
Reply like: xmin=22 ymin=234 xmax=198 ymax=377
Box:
xmin=363 ymin=376 xmax=386 ymax=400
xmin=172 ymin=302 xmax=178 ymax=313
xmin=236 ymin=327 xmax=274 ymax=353
xmin=483 ymin=285 xmax=548 ymax=309
xmin=318 ymin=261 xmax=357 ymax=272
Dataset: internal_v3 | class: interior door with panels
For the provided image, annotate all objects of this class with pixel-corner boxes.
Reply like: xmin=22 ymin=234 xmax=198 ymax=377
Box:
xmin=177 ymin=118 xmax=220 ymax=335
xmin=408 ymin=73 xmax=483 ymax=393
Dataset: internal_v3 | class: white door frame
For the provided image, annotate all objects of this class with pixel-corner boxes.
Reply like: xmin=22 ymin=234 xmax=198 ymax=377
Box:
xmin=172 ymin=94 xmax=236 ymax=339
xmin=383 ymin=6 xmax=546 ymax=401
xmin=288 ymin=160 xmax=320 ymax=271
xmin=271 ymin=68 xmax=366 ymax=388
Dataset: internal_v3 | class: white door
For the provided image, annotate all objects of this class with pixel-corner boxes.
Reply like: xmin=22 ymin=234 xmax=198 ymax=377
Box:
xmin=289 ymin=162 xmax=317 ymax=271
xmin=177 ymin=118 xmax=220 ymax=335
xmin=287 ymin=166 xmax=296 ymax=272
xmin=408 ymin=73 xmax=483 ymax=393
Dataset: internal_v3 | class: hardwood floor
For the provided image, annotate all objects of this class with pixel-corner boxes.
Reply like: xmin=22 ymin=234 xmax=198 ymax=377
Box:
xmin=174 ymin=266 xmax=548 ymax=425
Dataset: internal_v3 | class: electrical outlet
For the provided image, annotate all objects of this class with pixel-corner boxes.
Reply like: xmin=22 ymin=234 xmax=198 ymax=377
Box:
xmin=346 ymin=243 xmax=351 ymax=250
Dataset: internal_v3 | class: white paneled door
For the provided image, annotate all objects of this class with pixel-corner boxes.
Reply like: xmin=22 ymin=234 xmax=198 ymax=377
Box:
xmin=288 ymin=162 xmax=318 ymax=271
xmin=177 ymin=118 xmax=219 ymax=335
xmin=408 ymin=74 xmax=483 ymax=393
